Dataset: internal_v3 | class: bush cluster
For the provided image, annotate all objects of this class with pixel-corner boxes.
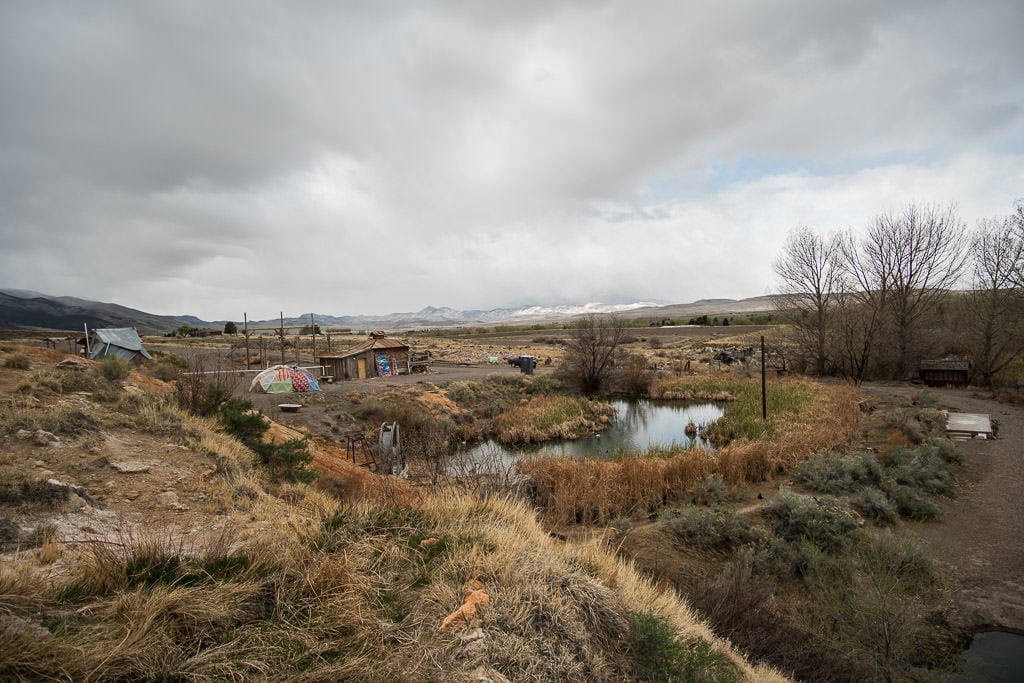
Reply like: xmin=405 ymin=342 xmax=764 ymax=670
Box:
xmin=100 ymin=357 xmax=131 ymax=382
xmin=629 ymin=611 xmax=738 ymax=683
xmin=662 ymin=506 xmax=757 ymax=551
xmin=220 ymin=399 xmax=315 ymax=483
xmin=3 ymin=353 xmax=31 ymax=370
xmin=762 ymin=489 xmax=860 ymax=553
xmin=792 ymin=441 xmax=962 ymax=523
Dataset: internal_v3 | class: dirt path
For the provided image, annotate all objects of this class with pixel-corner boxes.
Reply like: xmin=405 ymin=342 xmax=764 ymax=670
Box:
xmin=862 ymin=384 xmax=1024 ymax=632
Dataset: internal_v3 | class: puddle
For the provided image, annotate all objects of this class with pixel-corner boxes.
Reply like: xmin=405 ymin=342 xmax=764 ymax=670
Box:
xmin=948 ymin=631 xmax=1024 ymax=682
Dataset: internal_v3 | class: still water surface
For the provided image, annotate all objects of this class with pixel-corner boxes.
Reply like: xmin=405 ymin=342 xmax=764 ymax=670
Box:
xmin=455 ymin=399 xmax=724 ymax=467
xmin=948 ymin=631 xmax=1024 ymax=683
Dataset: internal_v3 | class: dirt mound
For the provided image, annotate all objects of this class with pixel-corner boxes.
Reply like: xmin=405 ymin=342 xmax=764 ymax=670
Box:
xmin=125 ymin=371 xmax=174 ymax=398
xmin=2 ymin=344 xmax=82 ymax=365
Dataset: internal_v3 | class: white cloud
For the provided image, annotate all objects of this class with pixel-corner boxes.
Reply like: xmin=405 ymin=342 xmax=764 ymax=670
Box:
xmin=1 ymin=1 xmax=1022 ymax=320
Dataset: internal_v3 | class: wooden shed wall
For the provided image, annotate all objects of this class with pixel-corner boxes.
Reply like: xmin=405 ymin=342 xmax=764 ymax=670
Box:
xmin=321 ymin=347 xmax=411 ymax=379
xmin=920 ymin=369 xmax=968 ymax=387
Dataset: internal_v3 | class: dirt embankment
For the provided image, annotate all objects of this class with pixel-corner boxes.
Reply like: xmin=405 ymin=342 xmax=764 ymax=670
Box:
xmin=861 ymin=384 xmax=1024 ymax=632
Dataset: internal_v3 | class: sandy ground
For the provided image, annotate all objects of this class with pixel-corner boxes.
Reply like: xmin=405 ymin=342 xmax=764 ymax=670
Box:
xmin=861 ymin=384 xmax=1024 ymax=632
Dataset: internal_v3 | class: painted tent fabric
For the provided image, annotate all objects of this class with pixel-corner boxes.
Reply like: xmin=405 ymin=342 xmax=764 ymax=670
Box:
xmin=249 ymin=365 xmax=322 ymax=393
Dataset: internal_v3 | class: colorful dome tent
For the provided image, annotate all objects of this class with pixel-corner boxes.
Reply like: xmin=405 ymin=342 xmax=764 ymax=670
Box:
xmin=249 ymin=365 xmax=321 ymax=394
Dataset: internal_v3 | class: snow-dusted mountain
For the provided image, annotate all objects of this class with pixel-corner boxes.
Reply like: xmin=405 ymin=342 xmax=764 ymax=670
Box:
xmin=1 ymin=287 xmax=774 ymax=333
xmin=269 ymin=302 xmax=663 ymax=329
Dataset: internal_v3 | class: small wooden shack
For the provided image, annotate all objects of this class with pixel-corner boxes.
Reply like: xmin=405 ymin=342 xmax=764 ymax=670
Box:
xmin=919 ymin=359 xmax=970 ymax=387
xmin=318 ymin=333 xmax=411 ymax=380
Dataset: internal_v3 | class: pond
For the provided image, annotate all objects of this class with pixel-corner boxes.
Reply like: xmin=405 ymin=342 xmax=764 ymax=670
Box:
xmin=451 ymin=399 xmax=724 ymax=472
xmin=948 ymin=631 xmax=1024 ymax=683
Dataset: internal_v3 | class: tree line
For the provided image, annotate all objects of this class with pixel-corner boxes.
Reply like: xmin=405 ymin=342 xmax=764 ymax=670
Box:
xmin=774 ymin=201 xmax=1024 ymax=386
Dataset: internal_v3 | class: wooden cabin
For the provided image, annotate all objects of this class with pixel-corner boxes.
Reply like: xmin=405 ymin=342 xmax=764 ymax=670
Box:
xmin=919 ymin=359 xmax=970 ymax=387
xmin=318 ymin=333 xmax=411 ymax=380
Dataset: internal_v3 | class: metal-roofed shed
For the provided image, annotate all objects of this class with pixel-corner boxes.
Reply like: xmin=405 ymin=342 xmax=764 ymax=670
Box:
xmin=318 ymin=333 xmax=411 ymax=379
xmin=89 ymin=328 xmax=152 ymax=363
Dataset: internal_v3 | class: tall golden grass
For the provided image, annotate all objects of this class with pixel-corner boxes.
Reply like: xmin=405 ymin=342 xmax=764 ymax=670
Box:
xmin=520 ymin=378 xmax=859 ymax=524
xmin=0 ymin=491 xmax=787 ymax=682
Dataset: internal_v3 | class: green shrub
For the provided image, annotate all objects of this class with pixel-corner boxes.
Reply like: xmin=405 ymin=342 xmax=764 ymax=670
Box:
xmin=151 ymin=350 xmax=187 ymax=368
xmin=850 ymin=486 xmax=899 ymax=525
xmin=609 ymin=517 xmax=634 ymax=538
xmin=794 ymin=442 xmax=962 ymax=525
xmin=750 ymin=536 xmax=822 ymax=580
xmin=792 ymin=451 xmax=886 ymax=495
xmin=689 ymin=474 xmax=731 ymax=506
xmin=887 ymin=446 xmax=953 ymax=496
xmin=4 ymin=353 xmax=30 ymax=370
xmin=445 ymin=375 xmax=525 ymax=418
xmin=662 ymin=506 xmax=755 ymax=551
xmin=762 ymin=489 xmax=859 ymax=553
xmin=220 ymin=399 xmax=316 ymax=484
xmin=630 ymin=611 xmax=738 ymax=682
xmin=255 ymin=438 xmax=316 ymax=484
xmin=100 ymin=357 xmax=131 ymax=381
xmin=526 ymin=374 xmax=563 ymax=395
xmin=886 ymin=484 xmax=940 ymax=521
xmin=150 ymin=363 xmax=179 ymax=382
xmin=91 ymin=381 xmax=122 ymax=403
xmin=220 ymin=399 xmax=270 ymax=444
xmin=805 ymin=533 xmax=942 ymax=680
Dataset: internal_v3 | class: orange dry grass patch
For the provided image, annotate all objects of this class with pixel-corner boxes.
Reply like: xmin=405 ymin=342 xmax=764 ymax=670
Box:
xmin=438 ymin=578 xmax=490 ymax=631
xmin=125 ymin=371 xmax=174 ymax=397
xmin=521 ymin=382 xmax=858 ymax=524
xmin=412 ymin=389 xmax=467 ymax=417
xmin=4 ymin=344 xmax=81 ymax=365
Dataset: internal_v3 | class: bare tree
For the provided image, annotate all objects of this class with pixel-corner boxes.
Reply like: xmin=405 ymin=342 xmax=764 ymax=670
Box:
xmin=963 ymin=214 xmax=1024 ymax=386
xmin=774 ymin=227 xmax=842 ymax=375
xmin=1010 ymin=199 xmax=1024 ymax=289
xmin=560 ymin=314 xmax=627 ymax=395
xmin=865 ymin=204 xmax=968 ymax=378
xmin=834 ymin=229 xmax=891 ymax=383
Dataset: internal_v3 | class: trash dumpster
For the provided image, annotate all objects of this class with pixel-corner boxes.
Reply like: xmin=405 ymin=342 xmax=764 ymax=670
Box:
xmin=519 ymin=356 xmax=536 ymax=375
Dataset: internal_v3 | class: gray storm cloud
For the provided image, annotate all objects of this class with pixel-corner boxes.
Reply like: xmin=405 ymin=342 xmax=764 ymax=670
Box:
xmin=1 ymin=1 xmax=1022 ymax=319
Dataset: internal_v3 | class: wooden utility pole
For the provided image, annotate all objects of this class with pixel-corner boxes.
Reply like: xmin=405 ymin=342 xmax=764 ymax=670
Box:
xmin=279 ymin=312 xmax=286 ymax=364
xmin=310 ymin=313 xmax=316 ymax=362
xmin=260 ymin=337 xmax=267 ymax=368
xmin=326 ymin=331 xmax=332 ymax=353
xmin=761 ymin=335 xmax=767 ymax=421
xmin=243 ymin=312 xmax=250 ymax=370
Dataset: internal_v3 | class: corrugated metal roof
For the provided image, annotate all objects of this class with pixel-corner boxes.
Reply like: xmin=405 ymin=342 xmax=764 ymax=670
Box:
xmin=89 ymin=328 xmax=152 ymax=360
xmin=319 ymin=337 xmax=409 ymax=359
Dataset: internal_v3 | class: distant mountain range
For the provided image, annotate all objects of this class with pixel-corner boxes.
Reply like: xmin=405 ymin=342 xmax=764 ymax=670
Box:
xmin=0 ymin=289 xmax=206 ymax=334
xmin=0 ymin=288 xmax=777 ymax=334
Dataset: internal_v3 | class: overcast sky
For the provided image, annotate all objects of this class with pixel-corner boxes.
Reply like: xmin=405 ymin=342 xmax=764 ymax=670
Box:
xmin=2 ymin=1 xmax=1022 ymax=320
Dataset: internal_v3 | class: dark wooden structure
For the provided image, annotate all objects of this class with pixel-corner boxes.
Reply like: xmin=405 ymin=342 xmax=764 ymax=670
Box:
xmin=345 ymin=433 xmax=378 ymax=471
xmin=318 ymin=333 xmax=411 ymax=380
xmin=919 ymin=359 xmax=970 ymax=387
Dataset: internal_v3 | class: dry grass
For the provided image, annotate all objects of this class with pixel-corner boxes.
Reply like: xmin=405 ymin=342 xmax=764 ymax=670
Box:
xmin=492 ymin=395 xmax=613 ymax=444
xmin=0 ymin=490 xmax=786 ymax=682
xmin=521 ymin=379 xmax=859 ymax=524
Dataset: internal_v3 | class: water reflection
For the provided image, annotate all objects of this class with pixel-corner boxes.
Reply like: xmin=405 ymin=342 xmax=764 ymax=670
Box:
xmin=450 ymin=399 xmax=724 ymax=473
